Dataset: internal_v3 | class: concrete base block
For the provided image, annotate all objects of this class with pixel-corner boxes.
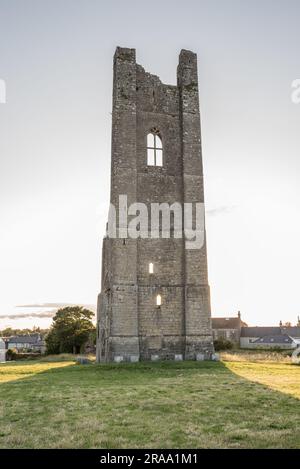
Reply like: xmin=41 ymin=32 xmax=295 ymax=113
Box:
xmin=151 ymin=354 xmax=160 ymax=362
xmin=196 ymin=353 xmax=205 ymax=361
xmin=114 ymin=356 xmax=124 ymax=363
xmin=174 ymin=354 xmax=183 ymax=361
xmin=130 ymin=355 xmax=139 ymax=363
xmin=211 ymin=353 xmax=220 ymax=361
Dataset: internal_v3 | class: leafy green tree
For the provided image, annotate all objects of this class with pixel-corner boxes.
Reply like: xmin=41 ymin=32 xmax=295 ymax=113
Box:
xmin=45 ymin=306 xmax=95 ymax=354
xmin=0 ymin=327 xmax=49 ymax=337
xmin=6 ymin=348 xmax=18 ymax=361
xmin=45 ymin=328 xmax=60 ymax=354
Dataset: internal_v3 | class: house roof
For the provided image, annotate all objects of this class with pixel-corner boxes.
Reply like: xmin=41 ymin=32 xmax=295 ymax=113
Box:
xmin=240 ymin=327 xmax=281 ymax=337
xmin=212 ymin=317 xmax=242 ymax=329
xmin=281 ymin=327 xmax=300 ymax=338
xmin=253 ymin=334 xmax=294 ymax=344
xmin=8 ymin=334 xmax=41 ymax=344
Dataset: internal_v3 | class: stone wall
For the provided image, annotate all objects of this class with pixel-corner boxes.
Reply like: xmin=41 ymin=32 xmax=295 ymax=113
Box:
xmin=96 ymin=47 xmax=214 ymax=362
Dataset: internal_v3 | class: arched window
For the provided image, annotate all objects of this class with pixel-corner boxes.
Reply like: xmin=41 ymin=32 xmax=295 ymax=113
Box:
xmin=147 ymin=130 xmax=163 ymax=167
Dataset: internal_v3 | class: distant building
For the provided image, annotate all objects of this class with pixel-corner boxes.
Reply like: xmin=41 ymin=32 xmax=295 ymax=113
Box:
xmin=251 ymin=334 xmax=297 ymax=350
xmin=280 ymin=327 xmax=300 ymax=345
xmin=6 ymin=334 xmax=45 ymax=353
xmin=240 ymin=326 xmax=300 ymax=349
xmin=212 ymin=312 xmax=247 ymax=344
xmin=212 ymin=315 xmax=300 ymax=350
xmin=0 ymin=338 xmax=6 ymax=362
xmin=240 ymin=327 xmax=281 ymax=348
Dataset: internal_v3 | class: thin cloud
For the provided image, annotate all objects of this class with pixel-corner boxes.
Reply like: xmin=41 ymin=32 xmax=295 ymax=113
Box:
xmin=207 ymin=206 xmax=236 ymax=217
xmin=17 ymin=303 xmax=66 ymax=308
xmin=17 ymin=303 xmax=96 ymax=312
xmin=0 ymin=311 xmax=55 ymax=319
xmin=0 ymin=303 xmax=97 ymax=320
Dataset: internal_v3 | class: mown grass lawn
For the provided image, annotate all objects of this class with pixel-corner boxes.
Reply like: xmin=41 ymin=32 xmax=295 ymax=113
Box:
xmin=0 ymin=356 xmax=299 ymax=448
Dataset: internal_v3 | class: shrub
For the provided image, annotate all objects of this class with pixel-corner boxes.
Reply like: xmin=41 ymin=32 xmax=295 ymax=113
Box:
xmin=214 ymin=338 xmax=234 ymax=351
xmin=6 ymin=348 xmax=18 ymax=361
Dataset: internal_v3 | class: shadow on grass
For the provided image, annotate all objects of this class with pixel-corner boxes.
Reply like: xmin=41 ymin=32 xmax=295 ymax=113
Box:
xmin=0 ymin=360 xmax=299 ymax=448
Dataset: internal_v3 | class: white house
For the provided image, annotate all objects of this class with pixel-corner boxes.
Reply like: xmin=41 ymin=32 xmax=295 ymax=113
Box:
xmin=251 ymin=334 xmax=298 ymax=350
xmin=7 ymin=334 xmax=46 ymax=353
xmin=240 ymin=326 xmax=300 ymax=349
xmin=0 ymin=338 xmax=6 ymax=362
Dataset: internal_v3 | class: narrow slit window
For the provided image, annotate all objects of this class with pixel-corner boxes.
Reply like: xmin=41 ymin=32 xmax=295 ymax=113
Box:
xmin=149 ymin=262 xmax=154 ymax=274
xmin=156 ymin=294 xmax=162 ymax=307
xmin=147 ymin=131 xmax=163 ymax=167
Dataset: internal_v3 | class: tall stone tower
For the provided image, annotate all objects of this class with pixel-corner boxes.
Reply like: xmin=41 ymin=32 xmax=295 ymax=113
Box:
xmin=96 ymin=47 xmax=214 ymax=362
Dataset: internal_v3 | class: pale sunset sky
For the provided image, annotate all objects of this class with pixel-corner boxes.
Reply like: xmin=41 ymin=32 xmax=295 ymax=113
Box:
xmin=0 ymin=0 xmax=300 ymax=329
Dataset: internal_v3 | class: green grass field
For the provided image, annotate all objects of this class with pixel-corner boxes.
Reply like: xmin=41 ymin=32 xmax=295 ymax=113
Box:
xmin=0 ymin=354 xmax=299 ymax=448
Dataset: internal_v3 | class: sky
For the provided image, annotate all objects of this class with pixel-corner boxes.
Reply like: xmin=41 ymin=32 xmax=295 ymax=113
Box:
xmin=0 ymin=0 xmax=300 ymax=329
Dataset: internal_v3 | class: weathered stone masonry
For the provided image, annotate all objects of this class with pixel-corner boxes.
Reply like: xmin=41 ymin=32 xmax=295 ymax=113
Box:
xmin=96 ymin=47 xmax=214 ymax=362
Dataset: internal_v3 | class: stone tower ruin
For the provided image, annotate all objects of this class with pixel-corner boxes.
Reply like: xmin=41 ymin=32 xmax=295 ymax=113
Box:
xmin=96 ymin=47 xmax=214 ymax=362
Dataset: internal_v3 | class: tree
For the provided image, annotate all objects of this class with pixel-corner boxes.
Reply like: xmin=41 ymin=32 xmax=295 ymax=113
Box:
xmin=45 ymin=306 xmax=95 ymax=355
xmin=0 ymin=327 xmax=49 ymax=337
